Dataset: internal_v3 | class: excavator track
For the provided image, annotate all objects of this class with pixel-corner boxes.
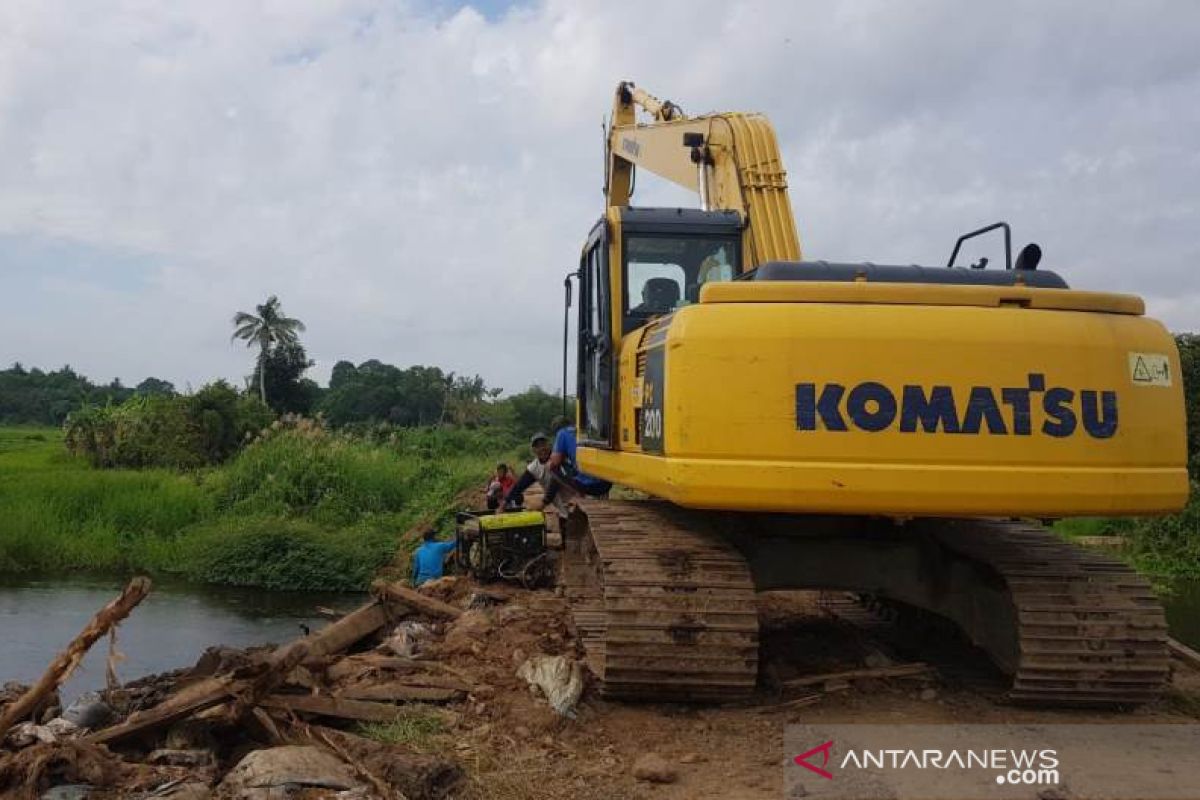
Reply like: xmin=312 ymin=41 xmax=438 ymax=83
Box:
xmin=928 ymin=519 xmax=1170 ymax=707
xmin=561 ymin=500 xmax=1167 ymax=707
xmin=561 ymin=499 xmax=759 ymax=702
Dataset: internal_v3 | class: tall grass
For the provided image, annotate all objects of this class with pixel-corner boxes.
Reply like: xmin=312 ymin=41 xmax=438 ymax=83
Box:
xmin=0 ymin=423 xmax=518 ymax=589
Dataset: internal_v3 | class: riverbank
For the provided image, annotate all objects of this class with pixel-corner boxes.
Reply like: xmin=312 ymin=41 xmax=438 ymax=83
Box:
xmin=0 ymin=424 xmax=516 ymax=590
xmin=2 ymin=578 xmax=1198 ymax=800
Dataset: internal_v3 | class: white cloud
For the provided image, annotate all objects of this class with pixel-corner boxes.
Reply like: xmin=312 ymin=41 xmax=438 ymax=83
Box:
xmin=0 ymin=0 xmax=1198 ymax=391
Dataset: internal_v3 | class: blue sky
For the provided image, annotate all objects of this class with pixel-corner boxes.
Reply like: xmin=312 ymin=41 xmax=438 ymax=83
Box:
xmin=1 ymin=0 xmax=1198 ymax=392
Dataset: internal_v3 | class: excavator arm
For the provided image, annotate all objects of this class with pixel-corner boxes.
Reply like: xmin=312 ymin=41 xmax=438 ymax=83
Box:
xmin=605 ymin=81 xmax=802 ymax=265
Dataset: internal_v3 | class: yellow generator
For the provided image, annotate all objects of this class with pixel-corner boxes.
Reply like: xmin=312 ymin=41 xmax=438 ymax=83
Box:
xmin=557 ymin=82 xmax=1188 ymax=707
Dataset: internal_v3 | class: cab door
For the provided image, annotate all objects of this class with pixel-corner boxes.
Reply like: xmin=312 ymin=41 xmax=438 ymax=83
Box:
xmin=578 ymin=225 xmax=613 ymax=446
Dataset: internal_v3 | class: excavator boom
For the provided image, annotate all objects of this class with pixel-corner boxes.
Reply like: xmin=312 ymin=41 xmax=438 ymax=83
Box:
xmin=606 ymin=81 xmax=801 ymax=264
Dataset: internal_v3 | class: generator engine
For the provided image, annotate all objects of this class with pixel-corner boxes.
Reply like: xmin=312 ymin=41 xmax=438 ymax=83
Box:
xmin=454 ymin=510 xmax=551 ymax=588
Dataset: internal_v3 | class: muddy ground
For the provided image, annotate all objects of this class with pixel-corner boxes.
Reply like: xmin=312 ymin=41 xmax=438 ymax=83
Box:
xmin=3 ymin=577 xmax=1198 ymax=800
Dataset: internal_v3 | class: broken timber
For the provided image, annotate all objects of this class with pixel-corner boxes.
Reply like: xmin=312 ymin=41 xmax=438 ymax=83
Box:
xmin=0 ymin=577 xmax=152 ymax=740
xmin=781 ymin=663 xmax=931 ymax=690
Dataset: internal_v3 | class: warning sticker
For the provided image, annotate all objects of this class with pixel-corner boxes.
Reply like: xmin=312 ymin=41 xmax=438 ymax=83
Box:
xmin=1129 ymin=353 xmax=1172 ymax=386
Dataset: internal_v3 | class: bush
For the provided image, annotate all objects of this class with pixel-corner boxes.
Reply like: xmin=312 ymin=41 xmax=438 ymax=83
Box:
xmin=63 ymin=382 xmax=272 ymax=469
xmin=1127 ymin=489 xmax=1200 ymax=579
xmin=214 ymin=420 xmax=417 ymax=525
xmin=2 ymin=419 xmax=517 ymax=589
xmin=180 ymin=516 xmax=394 ymax=590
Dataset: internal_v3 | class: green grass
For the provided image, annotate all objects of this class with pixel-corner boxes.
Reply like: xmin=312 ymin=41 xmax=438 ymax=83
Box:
xmin=355 ymin=708 xmax=447 ymax=749
xmin=0 ymin=424 xmax=516 ymax=589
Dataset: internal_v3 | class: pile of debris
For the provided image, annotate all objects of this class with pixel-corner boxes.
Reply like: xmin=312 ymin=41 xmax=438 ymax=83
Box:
xmin=0 ymin=577 xmax=583 ymax=800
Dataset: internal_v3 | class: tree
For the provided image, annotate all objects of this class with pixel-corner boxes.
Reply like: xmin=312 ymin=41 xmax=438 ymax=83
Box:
xmin=330 ymin=360 xmax=357 ymax=389
xmin=231 ymin=295 xmax=306 ymax=405
xmin=251 ymin=340 xmax=319 ymax=414
xmin=135 ymin=377 xmax=177 ymax=396
xmin=505 ymin=386 xmax=566 ymax=437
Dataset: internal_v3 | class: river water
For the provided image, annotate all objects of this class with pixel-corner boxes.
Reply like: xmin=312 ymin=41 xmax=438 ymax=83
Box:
xmin=0 ymin=575 xmax=364 ymax=705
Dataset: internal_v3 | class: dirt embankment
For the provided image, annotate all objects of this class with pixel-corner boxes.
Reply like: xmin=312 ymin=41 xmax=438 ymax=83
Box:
xmin=2 ymin=577 xmax=1198 ymax=800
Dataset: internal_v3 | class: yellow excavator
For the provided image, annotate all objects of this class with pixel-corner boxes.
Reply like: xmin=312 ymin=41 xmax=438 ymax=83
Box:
xmin=557 ymin=81 xmax=1189 ymax=707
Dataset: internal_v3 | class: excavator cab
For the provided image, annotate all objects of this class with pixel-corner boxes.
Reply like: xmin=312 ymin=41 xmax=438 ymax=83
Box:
xmin=577 ymin=207 xmax=741 ymax=446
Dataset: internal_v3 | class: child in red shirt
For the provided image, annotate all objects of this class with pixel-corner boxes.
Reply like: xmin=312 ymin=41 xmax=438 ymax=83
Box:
xmin=485 ymin=463 xmax=515 ymax=510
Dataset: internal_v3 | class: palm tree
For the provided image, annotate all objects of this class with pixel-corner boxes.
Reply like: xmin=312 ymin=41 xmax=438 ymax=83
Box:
xmin=231 ymin=295 xmax=306 ymax=405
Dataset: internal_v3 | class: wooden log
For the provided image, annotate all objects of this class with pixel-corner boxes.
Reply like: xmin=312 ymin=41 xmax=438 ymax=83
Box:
xmin=250 ymin=707 xmax=285 ymax=745
xmin=301 ymin=600 xmax=393 ymax=659
xmin=301 ymin=725 xmax=460 ymax=800
xmin=311 ymin=727 xmax=410 ymax=800
xmin=339 ymin=682 xmax=463 ymax=704
xmin=260 ymin=694 xmax=409 ymax=723
xmin=90 ymin=600 xmax=394 ymax=745
xmin=0 ymin=577 xmax=152 ymax=740
xmin=781 ymin=662 xmax=931 ymax=689
xmin=380 ymin=674 xmax=471 ymax=692
xmin=325 ymin=656 xmax=473 ymax=688
xmin=372 ymin=581 xmax=462 ymax=620
xmin=88 ymin=675 xmax=242 ymax=745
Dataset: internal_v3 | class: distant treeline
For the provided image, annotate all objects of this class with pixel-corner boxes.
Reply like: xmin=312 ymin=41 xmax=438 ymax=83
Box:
xmin=2 ymin=356 xmax=567 ymax=474
xmin=0 ymin=364 xmax=175 ymax=426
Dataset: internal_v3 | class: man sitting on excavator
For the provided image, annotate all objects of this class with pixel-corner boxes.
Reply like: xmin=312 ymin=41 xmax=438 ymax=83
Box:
xmin=502 ymin=420 xmax=611 ymax=514
xmin=546 ymin=422 xmax=611 ymax=501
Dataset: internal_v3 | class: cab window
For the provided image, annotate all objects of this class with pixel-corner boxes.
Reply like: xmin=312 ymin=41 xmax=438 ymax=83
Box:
xmin=623 ymin=235 xmax=738 ymax=333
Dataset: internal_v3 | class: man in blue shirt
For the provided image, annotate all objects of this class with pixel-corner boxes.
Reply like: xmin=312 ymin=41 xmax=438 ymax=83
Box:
xmin=547 ymin=424 xmax=612 ymax=498
xmin=410 ymin=528 xmax=457 ymax=586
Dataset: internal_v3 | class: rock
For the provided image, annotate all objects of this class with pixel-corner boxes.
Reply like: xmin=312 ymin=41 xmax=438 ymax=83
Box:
xmin=919 ymin=688 xmax=938 ymax=702
xmin=148 ymin=748 xmax=215 ymax=767
xmin=220 ymin=746 xmax=359 ymax=793
xmin=61 ymin=692 xmax=113 ymax=730
xmin=39 ymin=786 xmax=92 ymax=800
xmin=511 ymin=647 xmax=527 ymax=666
xmin=679 ymin=752 xmax=705 ymax=764
xmin=632 ymin=753 xmax=678 ymax=784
